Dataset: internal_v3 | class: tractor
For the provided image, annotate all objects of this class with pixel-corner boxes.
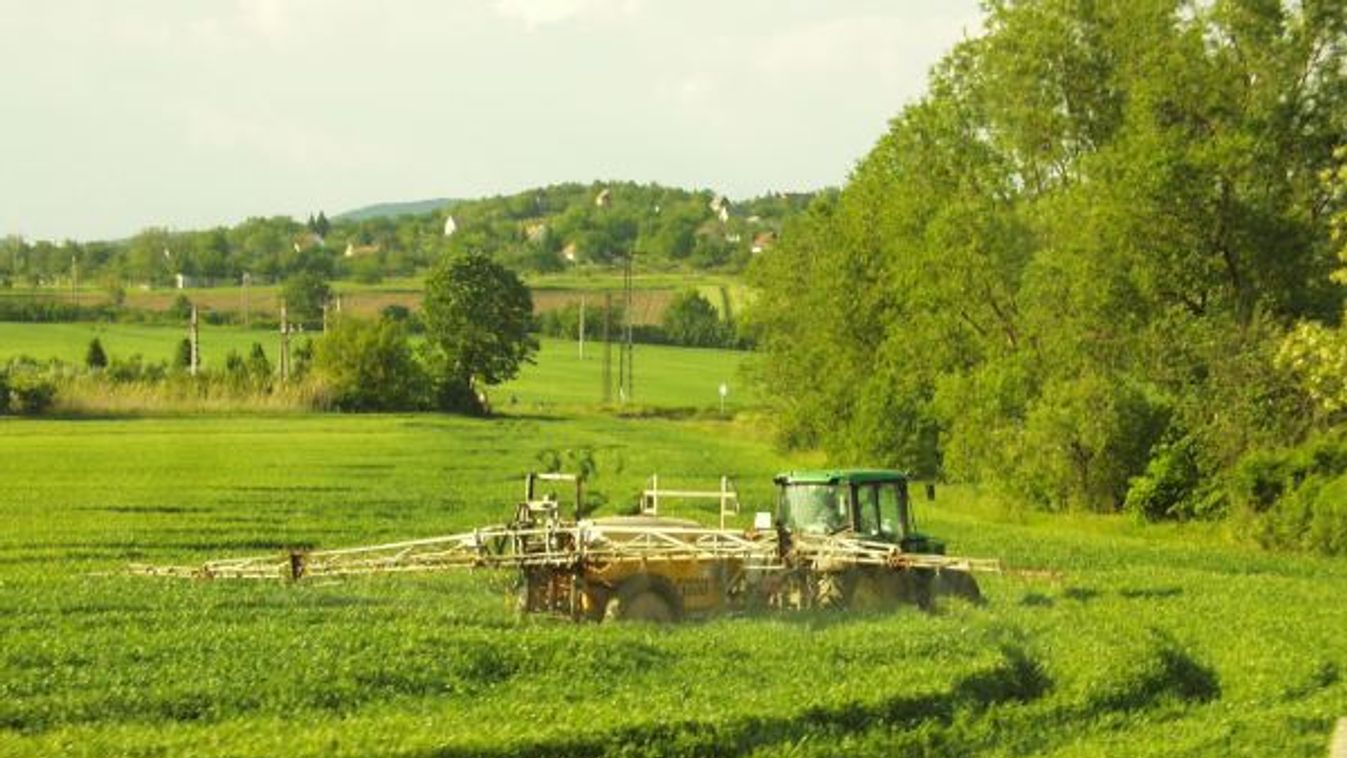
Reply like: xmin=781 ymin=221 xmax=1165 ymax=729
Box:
xmin=520 ymin=469 xmax=989 ymax=621
xmin=135 ymin=469 xmax=997 ymax=623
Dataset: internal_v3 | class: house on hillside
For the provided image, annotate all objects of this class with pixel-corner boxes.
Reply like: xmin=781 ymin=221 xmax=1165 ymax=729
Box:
xmin=292 ymin=232 xmax=324 ymax=253
xmin=443 ymin=215 xmax=458 ymax=237
xmin=709 ymin=195 xmax=730 ymax=223
xmin=345 ymin=242 xmax=381 ymax=258
xmin=751 ymin=231 xmax=777 ymax=255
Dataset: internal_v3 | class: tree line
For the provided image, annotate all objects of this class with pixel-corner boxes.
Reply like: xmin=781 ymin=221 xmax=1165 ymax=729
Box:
xmin=0 ymin=183 xmax=811 ymax=293
xmin=747 ymin=0 xmax=1347 ymax=552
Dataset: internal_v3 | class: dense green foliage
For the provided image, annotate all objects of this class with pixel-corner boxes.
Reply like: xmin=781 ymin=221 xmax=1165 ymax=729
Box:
xmin=423 ymin=252 xmax=538 ymax=413
xmin=83 ymin=338 xmax=106 ymax=370
xmin=280 ymin=270 xmax=332 ymax=322
xmin=0 ymin=184 xmax=808 ymax=296
xmin=750 ymin=0 xmax=1347 ymax=524
xmin=0 ymin=414 xmax=1343 ymax=756
xmin=661 ymin=290 xmax=736 ymax=348
xmin=312 ymin=317 xmax=427 ymax=411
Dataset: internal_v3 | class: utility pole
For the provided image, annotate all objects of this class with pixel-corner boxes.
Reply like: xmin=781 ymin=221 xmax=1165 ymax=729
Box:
xmin=70 ymin=255 xmax=78 ymax=309
xmin=279 ymin=303 xmax=291 ymax=382
xmin=189 ymin=305 xmax=200 ymax=376
xmin=241 ymin=272 xmax=251 ymax=328
xmin=578 ymin=295 xmax=586 ymax=360
xmin=602 ymin=293 xmax=613 ymax=404
xmin=623 ymin=253 xmax=634 ymax=403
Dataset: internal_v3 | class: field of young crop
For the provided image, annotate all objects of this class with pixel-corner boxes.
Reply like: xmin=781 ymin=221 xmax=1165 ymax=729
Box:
xmin=0 ymin=412 xmax=1344 ymax=757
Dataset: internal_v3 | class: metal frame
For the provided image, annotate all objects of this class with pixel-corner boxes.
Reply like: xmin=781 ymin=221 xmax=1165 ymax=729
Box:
xmin=131 ymin=472 xmax=1003 ymax=619
xmin=639 ymin=474 xmax=740 ymax=527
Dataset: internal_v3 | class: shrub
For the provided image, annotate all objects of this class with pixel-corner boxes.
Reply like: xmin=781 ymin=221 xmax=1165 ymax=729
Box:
xmin=1017 ymin=374 xmax=1168 ymax=512
xmin=106 ymin=354 xmax=168 ymax=384
xmin=85 ymin=338 xmax=108 ymax=370
xmin=1227 ymin=432 xmax=1347 ymax=555
xmin=173 ymin=339 xmax=193 ymax=371
xmin=169 ymin=294 xmax=193 ymax=320
xmin=245 ymin=343 xmax=272 ymax=383
xmin=1125 ymin=437 xmax=1205 ymax=521
xmin=538 ymin=301 xmax=624 ymax=341
xmin=312 ymin=317 xmax=427 ymax=411
xmin=9 ymin=375 xmax=56 ymax=415
xmin=661 ymin=290 xmax=731 ymax=348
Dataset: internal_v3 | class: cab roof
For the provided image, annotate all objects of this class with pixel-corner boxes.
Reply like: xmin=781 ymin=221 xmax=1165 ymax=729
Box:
xmin=774 ymin=469 xmax=909 ymax=486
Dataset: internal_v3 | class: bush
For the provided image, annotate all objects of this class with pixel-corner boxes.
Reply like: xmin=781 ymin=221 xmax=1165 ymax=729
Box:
xmin=661 ymin=290 xmax=732 ymax=348
xmin=1125 ymin=437 xmax=1206 ymax=521
xmin=1226 ymin=432 xmax=1347 ymax=555
xmin=281 ymin=271 xmax=331 ymax=322
xmin=9 ymin=375 xmax=55 ymax=415
xmin=85 ymin=338 xmax=108 ymax=370
xmin=1016 ymin=374 xmax=1168 ymax=512
xmin=106 ymin=354 xmax=168 ymax=384
xmin=173 ymin=339 xmax=193 ymax=371
xmin=0 ymin=371 xmax=9 ymax=414
xmin=169 ymin=294 xmax=193 ymax=320
xmin=312 ymin=317 xmax=427 ymax=411
xmin=538 ymin=301 xmax=624 ymax=341
xmin=246 ymin=343 xmax=272 ymax=383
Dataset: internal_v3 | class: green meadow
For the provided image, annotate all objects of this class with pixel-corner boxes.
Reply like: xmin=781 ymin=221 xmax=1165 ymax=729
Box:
xmin=0 ymin=410 xmax=1344 ymax=756
xmin=0 ymin=322 xmax=754 ymax=411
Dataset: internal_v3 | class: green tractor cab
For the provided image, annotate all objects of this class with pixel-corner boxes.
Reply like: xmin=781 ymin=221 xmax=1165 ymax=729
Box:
xmin=773 ymin=469 xmax=980 ymax=606
xmin=772 ymin=469 xmax=942 ymax=553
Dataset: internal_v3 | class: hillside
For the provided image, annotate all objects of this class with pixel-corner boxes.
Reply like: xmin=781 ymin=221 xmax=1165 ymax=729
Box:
xmin=334 ymin=198 xmax=462 ymax=222
xmin=0 ymin=183 xmax=816 ymax=292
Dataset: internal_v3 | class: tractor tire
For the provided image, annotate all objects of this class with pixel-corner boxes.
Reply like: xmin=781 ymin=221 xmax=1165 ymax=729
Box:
xmin=896 ymin=569 xmax=935 ymax=612
xmin=846 ymin=569 xmax=903 ymax=612
xmin=934 ymin=569 xmax=983 ymax=605
xmin=603 ymin=574 xmax=682 ymax=623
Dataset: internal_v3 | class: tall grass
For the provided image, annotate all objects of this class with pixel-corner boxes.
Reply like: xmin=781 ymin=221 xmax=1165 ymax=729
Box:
xmin=50 ymin=376 xmax=317 ymax=414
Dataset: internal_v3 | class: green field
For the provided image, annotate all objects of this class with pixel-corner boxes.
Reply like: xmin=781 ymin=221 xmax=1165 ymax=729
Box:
xmin=0 ymin=322 xmax=278 ymax=367
xmin=0 ymin=413 xmax=1344 ymax=756
xmin=0 ymin=323 xmax=753 ymax=411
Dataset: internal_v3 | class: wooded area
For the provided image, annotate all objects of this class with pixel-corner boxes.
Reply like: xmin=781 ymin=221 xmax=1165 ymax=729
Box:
xmin=748 ymin=0 xmax=1347 ymax=552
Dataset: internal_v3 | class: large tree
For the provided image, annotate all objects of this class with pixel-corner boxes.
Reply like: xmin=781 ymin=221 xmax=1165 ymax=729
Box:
xmin=280 ymin=270 xmax=332 ymax=322
xmin=422 ymin=251 xmax=537 ymax=413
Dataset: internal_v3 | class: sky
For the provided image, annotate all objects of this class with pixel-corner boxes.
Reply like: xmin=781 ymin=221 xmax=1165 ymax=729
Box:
xmin=0 ymin=0 xmax=983 ymax=242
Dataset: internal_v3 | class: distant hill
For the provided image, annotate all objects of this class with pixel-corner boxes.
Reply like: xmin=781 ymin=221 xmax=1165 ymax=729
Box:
xmin=335 ymin=198 xmax=461 ymax=222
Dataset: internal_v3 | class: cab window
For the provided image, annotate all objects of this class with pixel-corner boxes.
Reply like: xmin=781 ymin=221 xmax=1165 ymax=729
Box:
xmin=857 ymin=484 xmax=883 ymax=538
xmin=780 ymin=484 xmax=845 ymax=535
xmin=878 ymin=482 xmax=907 ymax=537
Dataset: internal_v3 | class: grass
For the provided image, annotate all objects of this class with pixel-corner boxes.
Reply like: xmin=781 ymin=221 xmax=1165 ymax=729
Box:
xmin=0 ymin=322 xmax=753 ymax=413
xmin=0 ymin=413 xmax=1344 ymax=756
xmin=502 ymin=337 xmax=754 ymax=410
xmin=0 ymin=322 xmax=281 ymax=366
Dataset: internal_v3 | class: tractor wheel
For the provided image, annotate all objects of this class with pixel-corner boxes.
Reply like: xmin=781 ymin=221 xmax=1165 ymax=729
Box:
xmin=896 ymin=569 xmax=935 ymax=612
xmin=934 ymin=569 xmax=983 ymax=605
xmin=603 ymin=575 xmax=682 ymax=623
xmin=846 ymin=570 xmax=902 ymax=612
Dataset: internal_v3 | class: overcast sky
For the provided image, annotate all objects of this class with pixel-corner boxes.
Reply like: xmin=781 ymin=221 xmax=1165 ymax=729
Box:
xmin=0 ymin=0 xmax=982 ymax=242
